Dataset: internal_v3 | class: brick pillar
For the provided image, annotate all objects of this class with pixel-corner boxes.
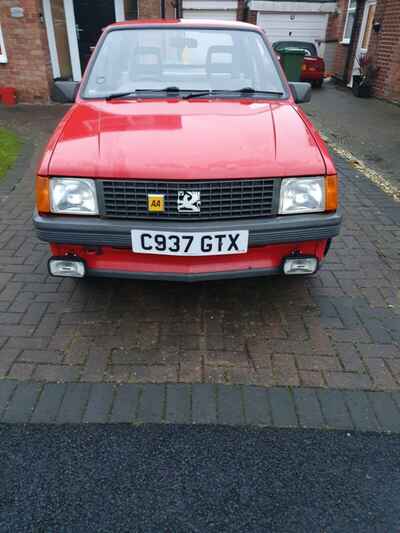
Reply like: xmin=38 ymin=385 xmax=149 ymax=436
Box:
xmin=138 ymin=0 xmax=177 ymax=20
xmin=237 ymin=0 xmax=245 ymax=21
xmin=138 ymin=0 xmax=161 ymax=18
xmin=246 ymin=11 xmax=258 ymax=25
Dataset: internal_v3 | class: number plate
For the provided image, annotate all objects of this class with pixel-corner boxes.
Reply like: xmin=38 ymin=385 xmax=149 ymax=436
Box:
xmin=131 ymin=230 xmax=249 ymax=256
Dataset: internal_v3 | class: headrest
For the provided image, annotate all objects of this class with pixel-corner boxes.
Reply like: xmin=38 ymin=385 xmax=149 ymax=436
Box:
xmin=206 ymin=45 xmax=235 ymax=74
xmin=133 ymin=46 xmax=162 ymax=64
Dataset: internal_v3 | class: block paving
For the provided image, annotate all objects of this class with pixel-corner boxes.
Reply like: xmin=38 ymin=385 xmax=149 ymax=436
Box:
xmin=0 ymin=107 xmax=399 ymax=393
xmin=2 ymin=380 xmax=400 ymax=433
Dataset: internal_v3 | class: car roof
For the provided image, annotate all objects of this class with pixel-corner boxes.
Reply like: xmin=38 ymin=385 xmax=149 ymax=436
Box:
xmin=105 ymin=18 xmax=260 ymax=31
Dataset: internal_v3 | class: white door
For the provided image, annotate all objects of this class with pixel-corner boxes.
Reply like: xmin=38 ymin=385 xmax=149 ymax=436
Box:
xmin=257 ymin=12 xmax=329 ymax=57
xmin=350 ymin=0 xmax=377 ymax=83
xmin=183 ymin=9 xmax=237 ymax=20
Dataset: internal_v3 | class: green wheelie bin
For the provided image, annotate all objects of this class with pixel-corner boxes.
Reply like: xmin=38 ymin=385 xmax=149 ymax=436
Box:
xmin=278 ymin=48 xmax=306 ymax=82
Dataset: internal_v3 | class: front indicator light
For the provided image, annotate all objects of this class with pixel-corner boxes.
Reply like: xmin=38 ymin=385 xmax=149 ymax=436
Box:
xmin=325 ymin=174 xmax=338 ymax=211
xmin=36 ymin=176 xmax=50 ymax=213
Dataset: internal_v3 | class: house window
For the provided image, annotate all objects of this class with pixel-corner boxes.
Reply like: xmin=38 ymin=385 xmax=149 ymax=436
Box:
xmin=0 ymin=24 xmax=7 ymax=63
xmin=342 ymin=0 xmax=357 ymax=44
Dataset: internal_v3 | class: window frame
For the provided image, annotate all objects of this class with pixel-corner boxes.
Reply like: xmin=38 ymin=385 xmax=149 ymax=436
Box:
xmin=341 ymin=0 xmax=357 ymax=45
xmin=0 ymin=24 xmax=8 ymax=64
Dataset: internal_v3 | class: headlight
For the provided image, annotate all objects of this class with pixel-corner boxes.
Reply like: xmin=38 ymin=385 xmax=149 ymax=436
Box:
xmin=279 ymin=177 xmax=325 ymax=215
xmin=50 ymin=178 xmax=98 ymax=215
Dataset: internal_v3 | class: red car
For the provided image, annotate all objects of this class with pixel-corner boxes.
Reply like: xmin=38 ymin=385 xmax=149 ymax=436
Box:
xmin=34 ymin=19 xmax=340 ymax=282
xmin=273 ymin=41 xmax=325 ymax=88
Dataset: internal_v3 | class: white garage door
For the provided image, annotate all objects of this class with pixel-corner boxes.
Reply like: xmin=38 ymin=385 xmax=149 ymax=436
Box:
xmin=257 ymin=12 xmax=328 ymax=53
xmin=183 ymin=9 xmax=237 ymax=20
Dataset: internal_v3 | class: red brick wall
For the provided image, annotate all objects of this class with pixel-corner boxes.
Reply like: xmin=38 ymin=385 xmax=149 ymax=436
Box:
xmin=138 ymin=0 xmax=161 ymax=18
xmin=138 ymin=0 xmax=176 ymax=18
xmin=237 ymin=0 xmax=244 ymax=21
xmin=368 ymin=0 xmax=400 ymax=103
xmin=326 ymin=10 xmax=340 ymax=42
xmin=0 ymin=0 xmax=52 ymax=103
xmin=245 ymin=10 xmax=258 ymax=25
xmin=0 ymin=0 xmax=178 ymax=103
xmin=331 ymin=0 xmax=400 ymax=103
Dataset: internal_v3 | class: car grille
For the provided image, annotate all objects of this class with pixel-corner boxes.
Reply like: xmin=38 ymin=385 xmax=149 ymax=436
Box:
xmin=99 ymin=178 xmax=279 ymax=221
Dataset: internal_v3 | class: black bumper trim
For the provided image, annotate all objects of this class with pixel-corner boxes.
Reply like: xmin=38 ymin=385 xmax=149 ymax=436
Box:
xmin=33 ymin=211 xmax=342 ymax=248
xmin=87 ymin=266 xmax=282 ymax=282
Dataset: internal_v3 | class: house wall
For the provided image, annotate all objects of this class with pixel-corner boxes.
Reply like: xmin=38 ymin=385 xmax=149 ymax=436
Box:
xmin=0 ymin=0 xmax=178 ymax=103
xmin=138 ymin=0 xmax=176 ymax=18
xmin=367 ymin=0 xmax=400 ymax=103
xmin=244 ymin=7 xmax=258 ymax=25
xmin=331 ymin=0 xmax=400 ymax=103
xmin=325 ymin=5 xmax=340 ymax=73
xmin=237 ymin=0 xmax=246 ymax=20
xmin=0 ymin=0 xmax=53 ymax=102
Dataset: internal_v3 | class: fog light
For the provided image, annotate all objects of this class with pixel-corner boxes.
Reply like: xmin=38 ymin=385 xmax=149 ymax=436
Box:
xmin=284 ymin=257 xmax=318 ymax=275
xmin=49 ymin=258 xmax=85 ymax=278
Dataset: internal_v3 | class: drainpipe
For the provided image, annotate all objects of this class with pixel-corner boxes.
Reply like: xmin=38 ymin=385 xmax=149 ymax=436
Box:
xmin=161 ymin=0 xmax=166 ymax=18
xmin=343 ymin=0 xmax=364 ymax=83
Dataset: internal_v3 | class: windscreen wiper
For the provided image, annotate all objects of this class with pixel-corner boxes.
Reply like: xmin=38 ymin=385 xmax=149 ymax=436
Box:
xmin=182 ymin=90 xmax=215 ymax=99
xmin=105 ymin=87 xmax=284 ymax=101
xmin=106 ymin=91 xmax=137 ymax=101
xmin=227 ymin=87 xmax=284 ymax=96
xmin=183 ymin=87 xmax=284 ymax=99
xmin=106 ymin=87 xmax=183 ymax=100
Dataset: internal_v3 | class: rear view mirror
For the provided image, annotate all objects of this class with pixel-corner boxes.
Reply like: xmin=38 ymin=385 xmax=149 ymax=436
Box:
xmin=289 ymin=82 xmax=312 ymax=104
xmin=51 ymin=81 xmax=80 ymax=103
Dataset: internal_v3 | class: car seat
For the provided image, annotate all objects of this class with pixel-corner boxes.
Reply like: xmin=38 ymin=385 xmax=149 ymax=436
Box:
xmin=206 ymin=45 xmax=237 ymax=86
xmin=132 ymin=46 xmax=162 ymax=81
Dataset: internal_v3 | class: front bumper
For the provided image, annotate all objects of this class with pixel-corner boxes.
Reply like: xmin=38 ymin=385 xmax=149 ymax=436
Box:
xmin=34 ymin=211 xmax=341 ymax=280
xmin=34 ymin=211 xmax=341 ymax=248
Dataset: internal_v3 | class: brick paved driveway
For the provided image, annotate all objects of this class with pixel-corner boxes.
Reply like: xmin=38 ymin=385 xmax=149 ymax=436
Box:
xmin=0 ymin=107 xmax=399 ymax=390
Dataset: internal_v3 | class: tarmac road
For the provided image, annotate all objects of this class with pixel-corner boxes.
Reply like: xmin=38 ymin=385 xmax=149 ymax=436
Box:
xmin=1 ymin=425 xmax=400 ymax=532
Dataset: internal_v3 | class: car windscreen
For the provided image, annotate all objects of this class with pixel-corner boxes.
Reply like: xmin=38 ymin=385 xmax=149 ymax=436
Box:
xmin=273 ymin=41 xmax=318 ymax=57
xmin=82 ymin=27 xmax=285 ymax=98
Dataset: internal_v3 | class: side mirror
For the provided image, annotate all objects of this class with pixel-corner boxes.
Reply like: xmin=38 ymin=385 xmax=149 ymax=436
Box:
xmin=51 ymin=81 xmax=80 ymax=103
xmin=289 ymin=82 xmax=312 ymax=104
